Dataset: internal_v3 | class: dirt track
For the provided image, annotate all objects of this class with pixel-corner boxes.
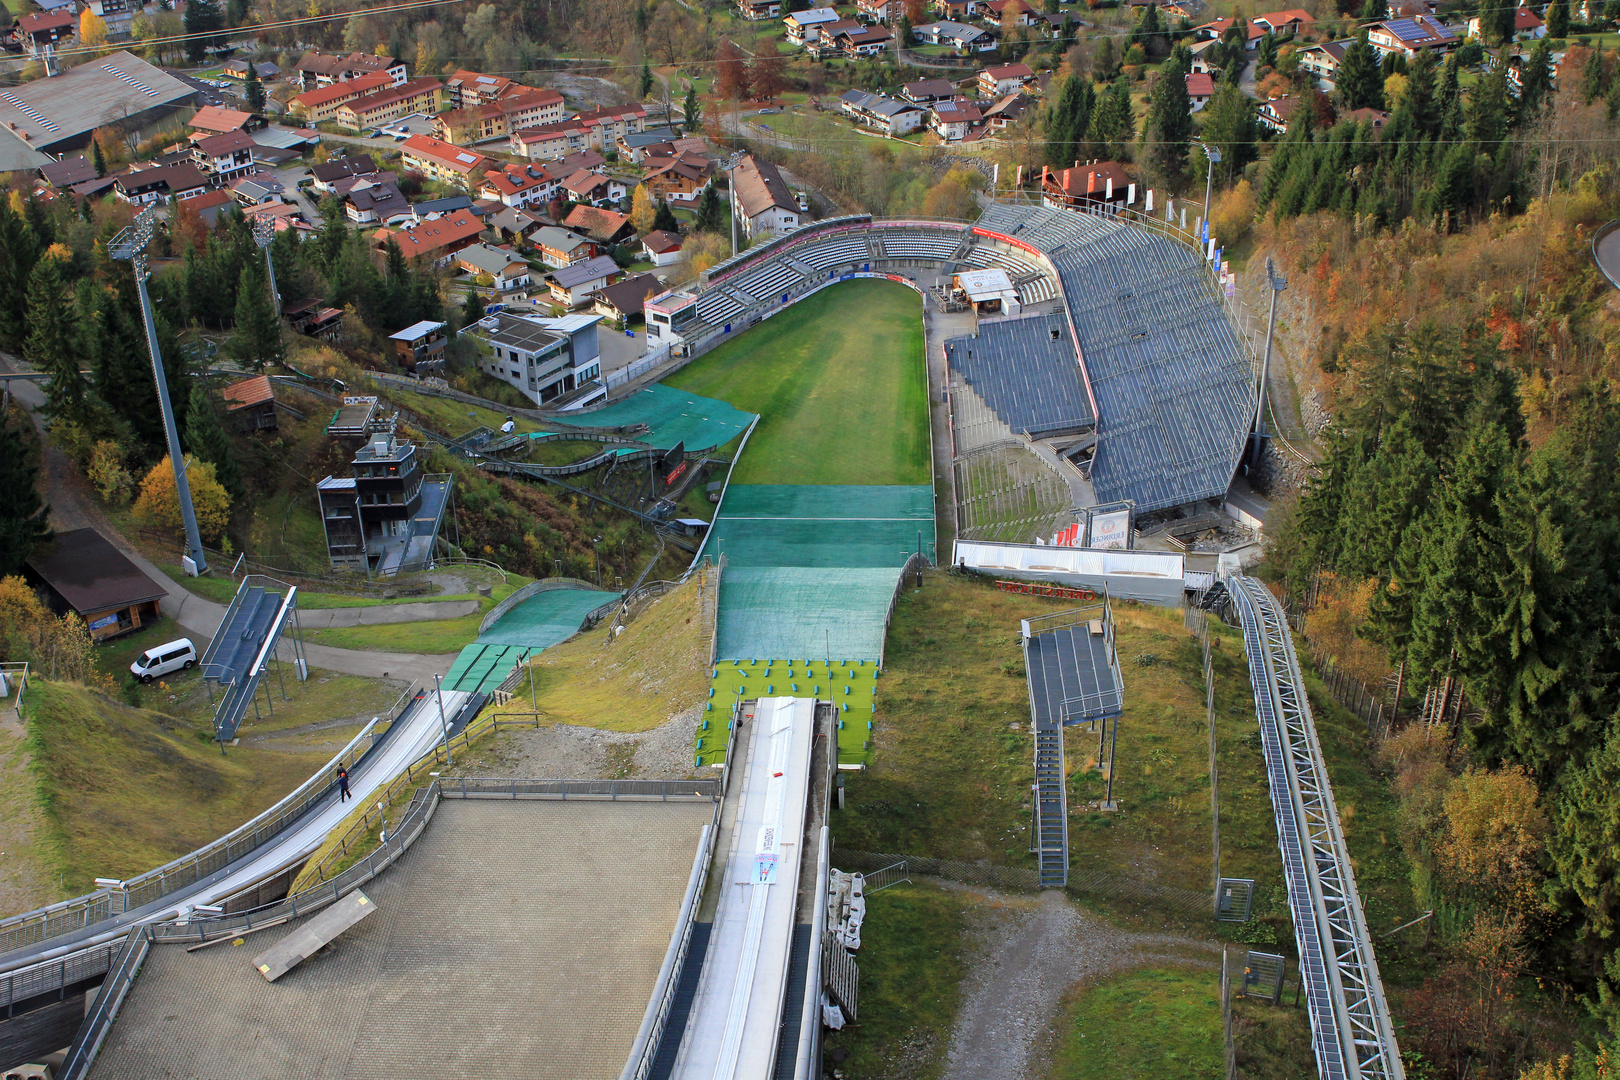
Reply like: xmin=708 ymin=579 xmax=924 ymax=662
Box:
xmin=940 ymin=886 xmax=1215 ymax=1080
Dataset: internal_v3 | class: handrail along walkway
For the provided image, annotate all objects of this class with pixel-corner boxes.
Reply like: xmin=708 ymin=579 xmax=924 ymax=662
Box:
xmin=1229 ymin=574 xmax=1403 ymax=1080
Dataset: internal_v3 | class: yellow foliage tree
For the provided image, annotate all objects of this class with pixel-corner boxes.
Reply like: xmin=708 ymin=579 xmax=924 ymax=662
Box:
xmin=0 ymin=575 xmax=103 ymax=686
xmin=1210 ymin=179 xmax=1257 ymax=246
xmin=630 ymin=184 xmax=657 ymax=234
xmin=79 ymin=8 xmax=108 ymax=51
xmin=132 ymin=455 xmax=231 ymax=544
xmin=1436 ymin=766 xmax=1548 ymax=911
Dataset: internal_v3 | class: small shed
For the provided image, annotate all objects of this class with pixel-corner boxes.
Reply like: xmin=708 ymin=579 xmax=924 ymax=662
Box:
xmin=951 ymin=268 xmax=1021 ymax=316
xmin=222 ymin=375 xmax=278 ymax=432
xmin=25 ymin=529 xmax=168 ymax=642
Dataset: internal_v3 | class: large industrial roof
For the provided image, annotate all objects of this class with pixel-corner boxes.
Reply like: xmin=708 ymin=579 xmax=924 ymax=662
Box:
xmin=0 ymin=51 xmax=194 ymax=169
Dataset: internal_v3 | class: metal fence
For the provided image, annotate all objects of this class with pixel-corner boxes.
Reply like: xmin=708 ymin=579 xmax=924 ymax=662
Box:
xmin=0 ymin=705 xmax=403 ymax=957
xmin=831 ymin=848 xmax=1214 ymax=921
xmin=862 ymin=860 xmax=911 ymax=894
xmin=1307 ymin=646 xmax=1391 ymax=740
xmin=0 ymin=939 xmax=126 ymax=1015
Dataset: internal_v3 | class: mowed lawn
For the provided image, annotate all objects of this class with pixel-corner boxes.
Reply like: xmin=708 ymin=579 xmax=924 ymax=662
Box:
xmin=664 ymin=279 xmax=928 ymax=486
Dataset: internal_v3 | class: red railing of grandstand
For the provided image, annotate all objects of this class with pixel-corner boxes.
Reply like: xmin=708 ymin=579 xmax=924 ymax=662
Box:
xmin=994 ymin=579 xmax=1098 ymax=601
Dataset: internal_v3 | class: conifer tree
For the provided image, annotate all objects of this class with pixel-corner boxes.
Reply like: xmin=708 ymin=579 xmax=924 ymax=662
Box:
xmin=184 ymin=383 xmax=242 ymax=501
xmin=1144 ymin=45 xmax=1193 ymax=187
xmin=0 ymin=203 xmax=37 ymax=351
xmin=1548 ymin=0 xmax=1570 ymax=38
xmin=684 ymin=86 xmax=701 ymax=133
xmin=183 ymin=0 xmax=223 ymax=63
xmin=25 ymin=253 xmax=85 ymax=424
xmin=1044 ymin=73 xmax=1094 ymax=167
xmin=244 ymin=61 xmax=265 ymax=113
xmin=0 ymin=416 xmax=49 ymax=575
xmin=1336 ymin=32 xmax=1385 ymax=111
xmin=227 ymin=259 xmax=283 ymax=371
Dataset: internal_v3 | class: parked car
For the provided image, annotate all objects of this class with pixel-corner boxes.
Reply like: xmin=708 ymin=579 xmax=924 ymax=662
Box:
xmin=130 ymin=638 xmax=198 ymax=683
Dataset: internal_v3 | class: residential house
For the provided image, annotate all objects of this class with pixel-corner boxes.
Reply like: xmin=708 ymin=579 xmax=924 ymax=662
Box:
xmin=547 ymin=255 xmax=622 ymax=308
xmin=379 ymin=209 xmax=486 ymax=266
xmin=1250 ymin=8 xmax=1315 ymax=35
xmin=389 ymin=319 xmax=447 ymax=372
xmin=1340 ymin=106 xmax=1391 ymax=133
xmin=409 ymin=194 xmax=481 ymax=221
xmin=857 ymin=0 xmax=902 ymax=22
xmin=222 ymin=59 xmax=280 ymax=80
xmin=191 ymin=130 xmax=257 ymax=181
xmin=230 ymin=175 xmax=284 ymax=206
xmin=805 ymin=19 xmax=863 ymax=54
xmin=342 ymin=174 xmax=407 ymax=225
xmin=840 ymin=89 xmax=929 ymax=135
xmin=1295 ymin=41 xmax=1348 ymax=87
xmin=563 ymin=204 xmax=634 ymax=247
xmin=1363 ymin=16 xmax=1458 ymax=59
xmin=443 ymin=70 xmax=516 ymax=110
xmin=510 ymin=120 xmax=591 ymax=161
xmin=573 ymin=104 xmax=648 ymax=149
xmin=433 ymin=87 xmax=565 ymax=144
xmin=562 ymin=169 xmax=628 ymax=207
xmin=333 ymin=77 xmax=444 ymax=131
xmin=641 ymin=229 xmax=682 ymax=267
xmin=592 ymin=272 xmax=663 ymax=323
xmin=17 ymin=12 xmax=73 ymax=56
xmin=478 ymin=162 xmax=559 ymax=208
xmin=641 ymin=151 xmax=715 ymax=203
xmin=84 ymin=0 xmax=140 ymax=41
xmin=1190 ymin=17 xmax=1267 ymax=46
xmin=933 ymin=0 xmax=978 ymax=19
xmin=981 ymin=0 xmax=1040 ymax=28
xmin=930 ymin=99 xmax=983 ymax=141
xmin=294 ymin=49 xmax=405 ymax=90
xmin=1040 ymin=160 xmax=1133 ymax=207
xmin=399 ymin=135 xmax=494 ymax=188
xmin=189 ymin=105 xmax=255 ymax=137
xmin=457 ymin=243 xmax=532 ymax=294
xmin=911 ymin=21 xmax=997 ymax=52
xmin=902 ymin=78 xmax=957 ymax=105
xmin=1465 ymin=6 xmax=1545 ymax=39
xmin=1189 ymin=38 xmax=1225 ymax=74
xmin=37 ymin=156 xmax=97 ymax=190
xmin=732 ymin=154 xmax=802 ymax=239
xmin=532 ymin=225 xmax=598 ymax=267
xmin=1257 ymin=94 xmax=1299 ymax=132
xmin=978 ymin=62 xmax=1036 ymax=98
xmin=1037 ymin=10 xmax=1081 ymax=37
xmin=114 ymin=162 xmax=208 ymax=205
xmin=983 ymin=92 xmax=1030 ymax=128
xmin=488 ymin=206 xmax=547 ymax=246
xmin=616 ymin=127 xmax=684 ymax=163
xmin=552 ymin=149 xmax=608 ymax=175
xmin=178 ymin=189 xmax=237 ymax=227
xmin=461 ymin=310 xmax=602 ymax=406
xmin=309 ymin=155 xmax=380 ymax=194
xmin=834 ymin=24 xmax=895 ymax=56
xmin=222 ymin=375 xmax=279 ymax=433
xmin=785 ymin=7 xmax=843 ymax=46
xmin=1186 ymin=72 xmax=1216 ymax=111
xmin=736 ymin=0 xmax=781 ymax=19
xmin=287 ymin=73 xmax=392 ymax=122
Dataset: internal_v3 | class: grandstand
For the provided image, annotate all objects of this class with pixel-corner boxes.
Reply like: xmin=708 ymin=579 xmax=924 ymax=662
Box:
xmin=659 ymin=202 xmax=1253 ymax=522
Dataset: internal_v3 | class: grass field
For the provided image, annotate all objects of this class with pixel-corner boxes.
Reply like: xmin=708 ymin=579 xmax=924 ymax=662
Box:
xmin=1051 ymin=966 xmax=1225 ymax=1080
xmin=301 ymin=579 xmax=524 ymax=653
xmin=664 ymin=279 xmax=928 ymax=487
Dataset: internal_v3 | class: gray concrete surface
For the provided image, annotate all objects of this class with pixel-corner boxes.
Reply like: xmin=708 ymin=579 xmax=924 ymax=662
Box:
xmin=89 ymin=798 xmax=715 ymax=1080
xmin=1596 ymin=223 xmax=1620 ymax=288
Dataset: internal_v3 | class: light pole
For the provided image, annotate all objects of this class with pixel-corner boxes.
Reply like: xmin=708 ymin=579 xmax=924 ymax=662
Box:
xmin=1255 ymin=257 xmax=1287 ymax=442
xmin=722 ymin=150 xmax=747 ymax=257
xmin=108 ymin=207 xmax=208 ymax=575
xmin=251 ymin=213 xmax=280 ymax=316
xmin=433 ymin=672 xmax=452 ymax=767
xmin=1201 ymin=145 xmax=1222 ymax=248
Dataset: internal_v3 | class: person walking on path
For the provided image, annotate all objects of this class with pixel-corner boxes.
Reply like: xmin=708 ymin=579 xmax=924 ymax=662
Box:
xmin=337 ymin=765 xmax=351 ymax=802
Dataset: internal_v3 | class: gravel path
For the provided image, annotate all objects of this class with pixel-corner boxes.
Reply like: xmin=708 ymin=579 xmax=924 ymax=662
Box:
xmin=940 ymin=886 xmax=1215 ymax=1080
xmin=459 ymin=705 xmax=704 ymax=781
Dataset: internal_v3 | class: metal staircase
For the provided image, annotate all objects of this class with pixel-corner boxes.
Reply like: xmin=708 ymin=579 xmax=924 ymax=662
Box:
xmin=1229 ymin=575 xmax=1403 ymax=1080
xmin=1033 ymin=718 xmax=1068 ymax=887
xmin=200 ymin=577 xmax=300 ymax=744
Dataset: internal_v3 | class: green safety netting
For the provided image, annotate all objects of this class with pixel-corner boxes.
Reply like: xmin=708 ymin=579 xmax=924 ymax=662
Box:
xmin=709 ymin=485 xmax=936 ymax=570
xmin=715 ymin=567 xmax=907 ymax=662
xmin=444 ymin=587 xmax=620 ymax=693
xmin=544 ymin=384 xmax=755 ymax=452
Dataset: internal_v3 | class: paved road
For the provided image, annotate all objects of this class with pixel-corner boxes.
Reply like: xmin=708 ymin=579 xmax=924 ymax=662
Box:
xmin=2 ymin=355 xmax=461 ymax=682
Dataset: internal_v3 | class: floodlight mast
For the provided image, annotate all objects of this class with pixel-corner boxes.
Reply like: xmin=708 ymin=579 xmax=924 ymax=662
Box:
xmin=109 ymin=208 xmax=208 ymax=575
xmin=252 ymin=214 xmax=280 ymax=315
xmin=1255 ymin=257 xmax=1287 ymax=440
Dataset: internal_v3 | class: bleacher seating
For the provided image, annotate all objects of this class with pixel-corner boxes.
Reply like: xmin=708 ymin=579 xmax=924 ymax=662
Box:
xmin=1017 ymin=275 xmax=1058 ymax=305
xmin=695 ymin=290 xmax=745 ymax=324
xmin=869 ymin=230 xmax=963 ymax=262
xmin=731 ymin=261 xmax=805 ymax=301
xmin=797 ymin=236 xmax=871 ymax=270
xmin=960 ymin=245 xmax=1042 ymax=278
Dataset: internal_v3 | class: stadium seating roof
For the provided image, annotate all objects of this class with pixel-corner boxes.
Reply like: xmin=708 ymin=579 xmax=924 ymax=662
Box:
xmin=976 ymin=202 xmax=1255 ymax=513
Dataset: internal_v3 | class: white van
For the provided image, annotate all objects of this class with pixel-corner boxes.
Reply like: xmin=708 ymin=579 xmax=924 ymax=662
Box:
xmin=130 ymin=638 xmax=197 ymax=683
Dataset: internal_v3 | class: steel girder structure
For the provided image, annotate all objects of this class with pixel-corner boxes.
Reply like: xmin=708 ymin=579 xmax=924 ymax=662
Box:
xmin=1230 ymin=575 xmax=1404 ymax=1080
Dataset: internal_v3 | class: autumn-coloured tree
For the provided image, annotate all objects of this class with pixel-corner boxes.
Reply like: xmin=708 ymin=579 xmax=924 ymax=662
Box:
xmin=1435 ymin=766 xmax=1548 ymax=912
xmin=630 ymin=184 xmax=657 ymax=233
xmin=133 ymin=454 xmax=231 ymax=543
xmin=904 ymin=0 xmax=926 ymax=21
xmin=79 ymin=8 xmax=109 ymax=53
xmin=716 ymin=41 xmax=752 ymax=101
xmin=751 ymin=40 xmax=786 ymax=101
